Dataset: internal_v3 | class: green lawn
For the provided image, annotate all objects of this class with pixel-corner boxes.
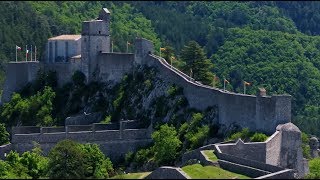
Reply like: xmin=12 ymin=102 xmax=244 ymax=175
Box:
xmin=182 ymin=164 xmax=250 ymax=179
xmin=202 ymin=150 xmax=218 ymax=161
xmin=110 ymin=172 xmax=151 ymax=179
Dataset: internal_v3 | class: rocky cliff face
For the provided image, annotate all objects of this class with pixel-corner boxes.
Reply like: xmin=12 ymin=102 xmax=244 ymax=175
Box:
xmin=83 ymin=65 xmax=219 ymax=131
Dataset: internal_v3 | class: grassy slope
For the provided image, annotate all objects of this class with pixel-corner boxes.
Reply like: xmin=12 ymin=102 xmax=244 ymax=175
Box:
xmin=202 ymin=150 xmax=218 ymax=161
xmin=110 ymin=172 xmax=151 ymax=179
xmin=182 ymin=164 xmax=250 ymax=179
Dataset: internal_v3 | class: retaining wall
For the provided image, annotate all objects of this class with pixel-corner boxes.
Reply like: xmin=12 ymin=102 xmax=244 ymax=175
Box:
xmin=255 ymin=169 xmax=294 ymax=179
xmin=10 ymin=123 xmax=152 ymax=162
xmin=265 ymin=131 xmax=281 ymax=166
xmin=145 ymin=166 xmax=191 ymax=179
xmin=1 ymin=61 xmax=40 ymax=103
xmin=216 ymin=140 xmax=267 ymax=163
xmin=98 ymin=52 xmax=134 ymax=82
xmin=142 ymin=54 xmax=291 ymax=134
xmin=218 ymin=159 xmax=270 ymax=178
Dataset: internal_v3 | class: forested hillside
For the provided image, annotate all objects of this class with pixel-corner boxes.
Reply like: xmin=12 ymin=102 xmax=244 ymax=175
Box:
xmin=1 ymin=1 xmax=320 ymax=135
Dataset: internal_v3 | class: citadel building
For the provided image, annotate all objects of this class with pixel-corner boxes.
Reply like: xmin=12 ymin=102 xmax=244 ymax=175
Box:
xmin=0 ymin=8 xmax=308 ymax=178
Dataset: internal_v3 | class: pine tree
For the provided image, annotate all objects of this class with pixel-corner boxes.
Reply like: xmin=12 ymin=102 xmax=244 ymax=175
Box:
xmin=180 ymin=41 xmax=215 ymax=85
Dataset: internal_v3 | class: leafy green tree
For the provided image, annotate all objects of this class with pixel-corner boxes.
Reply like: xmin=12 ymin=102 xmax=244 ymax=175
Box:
xmin=0 ymin=123 xmax=9 ymax=145
xmin=48 ymin=139 xmax=86 ymax=179
xmin=0 ymin=86 xmax=55 ymax=127
xmin=152 ymin=124 xmax=181 ymax=165
xmin=5 ymin=151 xmax=30 ymax=178
xmin=181 ymin=41 xmax=215 ymax=85
xmin=20 ymin=148 xmax=49 ymax=179
xmin=81 ymin=143 xmax=114 ymax=178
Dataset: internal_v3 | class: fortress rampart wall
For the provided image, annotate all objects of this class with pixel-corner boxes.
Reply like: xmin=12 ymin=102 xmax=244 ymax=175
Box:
xmin=44 ymin=59 xmax=81 ymax=86
xmin=98 ymin=52 xmax=134 ymax=82
xmin=1 ymin=62 xmax=40 ymax=103
xmin=132 ymin=43 xmax=291 ymax=134
xmin=9 ymin=122 xmax=152 ymax=162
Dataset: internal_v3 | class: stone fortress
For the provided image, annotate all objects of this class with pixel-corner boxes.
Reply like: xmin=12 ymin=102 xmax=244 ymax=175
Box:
xmin=0 ymin=8 xmax=311 ymax=178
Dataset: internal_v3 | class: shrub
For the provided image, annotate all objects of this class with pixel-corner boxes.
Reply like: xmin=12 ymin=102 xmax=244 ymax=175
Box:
xmin=228 ymin=128 xmax=251 ymax=141
xmin=306 ymin=157 xmax=320 ymax=179
xmin=125 ymin=151 xmax=134 ymax=166
xmin=0 ymin=123 xmax=9 ymax=145
xmin=152 ymin=124 xmax=181 ymax=165
xmin=144 ymin=79 xmax=152 ymax=90
xmin=101 ymin=115 xmax=111 ymax=124
xmin=133 ymin=148 xmax=153 ymax=166
xmin=186 ymin=125 xmax=209 ymax=149
xmin=167 ymin=85 xmax=178 ymax=97
xmin=250 ymin=132 xmax=268 ymax=142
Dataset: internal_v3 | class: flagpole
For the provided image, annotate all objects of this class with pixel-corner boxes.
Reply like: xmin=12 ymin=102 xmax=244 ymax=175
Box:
xmin=111 ymin=41 xmax=113 ymax=53
xmin=35 ymin=46 xmax=37 ymax=61
xmin=30 ymin=45 xmax=32 ymax=61
xmin=224 ymin=80 xmax=226 ymax=91
xmin=25 ymin=45 xmax=27 ymax=61
xmin=126 ymin=41 xmax=128 ymax=53
xmin=159 ymin=47 xmax=161 ymax=58
xmin=15 ymin=46 xmax=17 ymax=62
xmin=244 ymin=82 xmax=246 ymax=94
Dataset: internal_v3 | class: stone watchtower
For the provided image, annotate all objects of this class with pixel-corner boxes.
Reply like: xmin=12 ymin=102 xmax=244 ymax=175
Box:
xmin=81 ymin=8 xmax=111 ymax=82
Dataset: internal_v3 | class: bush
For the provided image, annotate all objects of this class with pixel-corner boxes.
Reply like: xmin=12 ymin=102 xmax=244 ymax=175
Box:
xmin=228 ymin=128 xmax=251 ymax=141
xmin=125 ymin=151 xmax=134 ymax=166
xmin=152 ymin=124 xmax=181 ymax=165
xmin=101 ymin=115 xmax=111 ymax=124
xmin=250 ymin=132 xmax=268 ymax=142
xmin=133 ymin=148 xmax=153 ymax=166
xmin=0 ymin=123 xmax=9 ymax=145
xmin=186 ymin=125 xmax=209 ymax=149
xmin=306 ymin=157 xmax=320 ymax=179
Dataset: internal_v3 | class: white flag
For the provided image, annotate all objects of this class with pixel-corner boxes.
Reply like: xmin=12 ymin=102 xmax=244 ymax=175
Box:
xmin=16 ymin=45 xmax=21 ymax=50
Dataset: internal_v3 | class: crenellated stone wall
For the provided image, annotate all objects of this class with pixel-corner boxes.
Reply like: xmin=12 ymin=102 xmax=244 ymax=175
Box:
xmin=9 ymin=121 xmax=152 ymax=162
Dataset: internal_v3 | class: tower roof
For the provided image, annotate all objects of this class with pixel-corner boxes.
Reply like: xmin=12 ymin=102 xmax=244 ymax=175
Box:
xmin=102 ymin=8 xmax=110 ymax=14
xmin=48 ymin=35 xmax=81 ymax=41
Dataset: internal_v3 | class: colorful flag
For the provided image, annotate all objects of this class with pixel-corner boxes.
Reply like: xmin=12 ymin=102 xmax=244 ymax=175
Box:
xmin=224 ymin=79 xmax=230 ymax=84
xmin=160 ymin=47 xmax=166 ymax=51
xmin=127 ymin=41 xmax=131 ymax=45
xmin=16 ymin=45 xmax=21 ymax=50
xmin=171 ymin=56 xmax=176 ymax=60
xmin=244 ymin=81 xmax=251 ymax=85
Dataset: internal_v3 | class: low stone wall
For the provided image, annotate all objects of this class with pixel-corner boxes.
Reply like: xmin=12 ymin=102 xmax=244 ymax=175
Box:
xmin=122 ymin=120 xmax=144 ymax=129
xmin=145 ymin=166 xmax=191 ymax=179
xmin=65 ymin=112 xmax=102 ymax=125
xmin=67 ymin=125 xmax=93 ymax=132
xmin=218 ymin=159 xmax=270 ymax=178
xmin=12 ymin=126 xmax=40 ymax=134
xmin=255 ymin=169 xmax=294 ymax=179
xmin=41 ymin=127 xmax=65 ymax=133
xmin=216 ymin=139 xmax=267 ymax=163
xmin=122 ymin=129 xmax=150 ymax=140
xmin=93 ymin=123 xmax=119 ymax=131
xmin=0 ymin=144 xmax=13 ymax=160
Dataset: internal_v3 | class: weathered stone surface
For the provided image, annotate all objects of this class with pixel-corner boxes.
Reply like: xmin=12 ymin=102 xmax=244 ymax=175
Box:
xmin=309 ymin=137 xmax=319 ymax=158
xmin=145 ymin=166 xmax=191 ymax=179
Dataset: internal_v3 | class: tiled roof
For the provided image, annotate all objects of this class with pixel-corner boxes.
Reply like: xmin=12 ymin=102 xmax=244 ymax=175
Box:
xmin=48 ymin=35 xmax=81 ymax=41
